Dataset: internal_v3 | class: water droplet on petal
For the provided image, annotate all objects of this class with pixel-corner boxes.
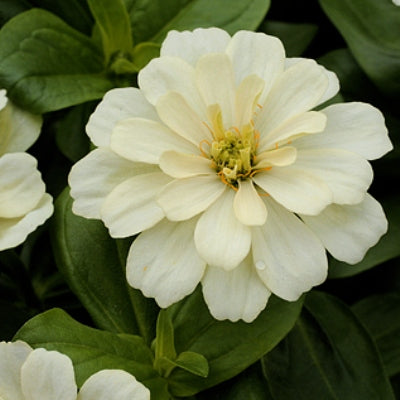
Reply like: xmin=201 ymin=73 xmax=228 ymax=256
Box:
xmin=255 ymin=260 xmax=266 ymax=271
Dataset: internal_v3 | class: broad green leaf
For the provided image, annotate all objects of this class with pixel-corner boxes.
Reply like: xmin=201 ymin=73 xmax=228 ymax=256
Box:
xmin=124 ymin=0 xmax=270 ymax=44
xmin=87 ymin=0 xmax=133 ymax=63
xmin=329 ymin=196 xmax=400 ymax=278
xmin=319 ymin=0 xmax=400 ymax=97
xmin=51 ymin=188 xmax=158 ymax=342
xmin=260 ymin=20 xmax=318 ymax=57
xmin=166 ymin=287 xmax=303 ymax=396
xmin=0 ymin=9 xmax=113 ymax=113
xmin=353 ymin=292 xmax=400 ymax=376
xmin=262 ymin=291 xmax=395 ymax=400
xmin=14 ymin=308 xmax=170 ymax=399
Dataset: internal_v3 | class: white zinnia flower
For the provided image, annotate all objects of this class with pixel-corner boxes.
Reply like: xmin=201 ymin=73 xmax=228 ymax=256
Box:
xmin=0 ymin=341 xmax=150 ymax=400
xmin=0 ymin=90 xmax=53 ymax=250
xmin=393 ymin=0 xmax=400 ymax=6
xmin=69 ymin=28 xmax=392 ymax=322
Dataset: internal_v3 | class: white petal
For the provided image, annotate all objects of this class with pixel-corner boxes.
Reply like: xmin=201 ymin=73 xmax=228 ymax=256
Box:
xmin=0 ymin=89 xmax=7 ymax=110
xmin=202 ymin=254 xmax=271 ymax=322
xmin=295 ymin=102 xmax=393 ymax=160
xmin=301 ymin=194 xmax=388 ymax=264
xmin=196 ymin=53 xmax=236 ymax=128
xmin=0 ymin=153 xmax=44 ymax=218
xmin=86 ymin=87 xmax=159 ymax=148
xmin=156 ymin=91 xmax=212 ymax=145
xmin=234 ymin=180 xmax=267 ymax=226
xmin=294 ymin=148 xmax=373 ymax=204
xmin=0 ymin=341 xmax=32 ymax=400
xmin=252 ymin=198 xmax=328 ymax=301
xmin=21 ymin=349 xmax=77 ymax=400
xmin=127 ymin=218 xmax=206 ymax=308
xmin=101 ymin=172 xmax=171 ymax=238
xmin=0 ymin=193 xmax=53 ymax=251
xmin=253 ymin=167 xmax=332 ymax=215
xmin=78 ymin=370 xmax=150 ymax=400
xmin=254 ymin=146 xmax=297 ymax=169
xmin=139 ymin=56 xmax=207 ymax=119
xmin=195 ymin=190 xmax=251 ymax=270
xmin=161 ymin=28 xmax=231 ymax=66
xmin=110 ymin=118 xmax=197 ymax=164
xmin=256 ymin=59 xmax=328 ymax=137
xmin=226 ymin=31 xmax=285 ymax=101
xmin=159 ymin=151 xmax=213 ymax=178
xmin=69 ymin=148 xmax=156 ymax=219
xmin=158 ymin=175 xmax=226 ymax=221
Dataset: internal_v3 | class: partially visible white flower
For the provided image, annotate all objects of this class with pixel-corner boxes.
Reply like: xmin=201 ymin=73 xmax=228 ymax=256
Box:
xmin=0 ymin=341 xmax=150 ymax=400
xmin=0 ymin=90 xmax=53 ymax=251
xmin=69 ymin=28 xmax=392 ymax=322
xmin=393 ymin=0 xmax=400 ymax=6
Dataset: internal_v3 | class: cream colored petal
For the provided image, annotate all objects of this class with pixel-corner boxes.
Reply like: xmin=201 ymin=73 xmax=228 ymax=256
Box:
xmin=0 ymin=89 xmax=7 ymax=110
xmin=86 ymin=87 xmax=160 ymax=148
xmin=101 ymin=172 xmax=171 ymax=238
xmin=253 ymin=167 xmax=332 ymax=215
xmin=21 ymin=349 xmax=77 ymax=400
xmin=156 ymin=91 xmax=212 ymax=145
xmin=301 ymin=194 xmax=388 ymax=264
xmin=196 ymin=53 xmax=236 ymax=128
xmin=78 ymin=370 xmax=150 ymax=400
xmin=254 ymin=146 xmax=297 ymax=169
xmin=161 ymin=28 xmax=231 ymax=66
xmin=195 ymin=190 xmax=251 ymax=270
xmin=159 ymin=151 xmax=213 ymax=178
xmin=127 ymin=218 xmax=206 ymax=308
xmin=158 ymin=175 xmax=226 ymax=221
xmin=69 ymin=148 xmax=155 ymax=219
xmin=0 ymin=193 xmax=53 ymax=251
xmin=252 ymin=197 xmax=328 ymax=301
xmin=202 ymin=254 xmax=271 ymax=322
xmin=0 ymin=341 xmax=32 ymax=400
xmin=0 ymin=153 xmax=44 ymax=218
xmin=233 ymin=180 xmax=267 ymax=226
xmin=111 ymin=117 xmax=197 ymax=164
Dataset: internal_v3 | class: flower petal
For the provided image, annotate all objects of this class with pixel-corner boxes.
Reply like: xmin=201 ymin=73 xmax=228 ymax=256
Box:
xmin=253 ymin=166 xmax=332 ymax=215
xmin=127 ymin=218 xmax=206 ymax=308
xmin=0 ymin=89 xmax=7 ymax=110
xmin=86 ymin=88 xmax=159 ymax=147
xmin=252 ymin=198 xmax=328 ymax=301
xmin=161 ymin=28 xmax=231 ymax=66
xmin=254 ymin=146 xmax=297 ymax=169
xmin=195 ymin=190 xmax=251 ymax=270
xmin=202 ymin=254 xmax=271 ymax=322
xmin=0 ymin=193 xmax=53 ymax=251
xmin=111 ymin=118 xmax=197 ymax=164
xmin=0 ymin=153 xmax=44 ymax=218
xmin=301 ymin=194 xmax=388 ymax=264
xmin=294 ymin=148 xmax=373 ymax=204
xmin=101 ymin=172 xmax=171 ymax=238
xmin=21 ymin=349 xmax=77 ymax=400
xmin=156 ymin=91 xmax=212 ymax=145
xmin=234 ymin=180 xmax=267 ymax=226
xmin=295 ymin=102 xmax=393 ymax=160
xmin=159 ymin=151 xmax=213 ymax=178
xmin=69 ymin=148 xmax=156 ymax=219
xmin=158 ymin=175 xmax=226 ymax=221
xmin=0 ymin=341 xmax=32 ymax=400
xmin=78 ymin=370 xmax=150 ymax=400
xmin=256 ymin=59 xmax=328 ymax=137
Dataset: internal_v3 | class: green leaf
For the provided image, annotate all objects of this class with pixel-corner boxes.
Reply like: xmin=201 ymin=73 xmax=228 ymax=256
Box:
xmin=329 ymin=195 xmax=400 ymax=278
xmin=51 ymin=188 xmax=158 ymax=341
xmin=260 ymin=20 xmax=318 ymax=57
xmin=353 ymin=292 xmax=400 ymax=377
xmin=0 ymin=9 xmax=113 ymax=113
xmin=262 ymin=291 xmax=395 ymax=400
xmin=124 ymin=0 xmax=271 ymax=44
xmin=14 ymin=308 xmax=170 ymax=398
xmin=166 ymin=287 xmax=303 ymax=396
xmin=87 ymin=0 xmax=133 ymax=63
xmin=319 ymin=0 xmax=400 ymax=98
xmin=174 ymin=352 xmax=209 ymax=378
xmin=131 ymin=42 xmax=160 ymax=70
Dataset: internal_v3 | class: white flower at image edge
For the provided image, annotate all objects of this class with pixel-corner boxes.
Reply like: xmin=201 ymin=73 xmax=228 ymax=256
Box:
xmin=0 ymin=90 xmax=53 ymax=250
xmin=69 ymin=28 xmax=392 ymax=322
xmin=0 ymin=341 xmax=150 ymax=400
